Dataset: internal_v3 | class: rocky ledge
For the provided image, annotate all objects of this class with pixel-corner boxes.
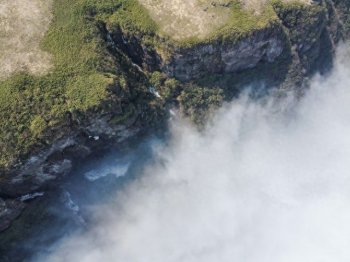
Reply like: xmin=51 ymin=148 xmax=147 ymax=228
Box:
xmin=0 ymin=198 xmax=25 ymax=232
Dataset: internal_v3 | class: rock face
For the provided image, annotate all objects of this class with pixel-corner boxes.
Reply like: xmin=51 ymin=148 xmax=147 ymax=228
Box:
xmin=0 ymin=105 xmax=152 ymax=232
xmin=163 ymin=26 xmax=286 ymax=81
xmin=0 ymin=111 xmax=141 ymax=198
xmin=274 ymin=0 xmax=343 ymax=75
xmin=111 ymin=24 xmax=288 ymax=81
xmin=0 ymin=198 xmax=25 ymax=232
xmin=0 ymin=0 xmax=349 ymax=234
xmin=111 ymin=0 xmax=345 ymax=82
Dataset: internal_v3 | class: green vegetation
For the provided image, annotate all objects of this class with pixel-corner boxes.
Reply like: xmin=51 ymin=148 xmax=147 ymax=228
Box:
xmin=149 ymin=71 xmax=181 ymax=103
xmin=97 ymin=0 xmax=308 ymax=47
xmin=179 ymin=85 xmax=224 ymax=125
xmin=110 ymin=103 xmax=136 ymax=125
xmin=106 ymin=0 xmax=158 ymax=35
xmin=134 ymin=0 xmax=310 ymax=46
xmin=0 ymin=0 xmax=326 ymax=170
xmin=273 ymin=0 xmax=330 ymax=73
xmin=272 ymin=0 xmax=325 ymax=39
xmin=189 ymin=1 xmax=279 ymax=46
xmin=0 ymin=0 xmax=156 ymax=169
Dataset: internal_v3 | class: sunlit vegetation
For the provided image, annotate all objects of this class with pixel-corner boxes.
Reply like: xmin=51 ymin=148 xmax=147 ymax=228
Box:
xmin=179 ymin=85 xmax=224 ymax=125
xmin=0 ymin=0 xmax=153 ymax=169
xmin=0 ymin=0 xmax=316 ymax=169
xmin=136 ymin=0 xmax=310 ymax=45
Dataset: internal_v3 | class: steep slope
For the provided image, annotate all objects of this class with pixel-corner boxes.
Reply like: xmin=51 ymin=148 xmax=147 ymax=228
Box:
xmin=0 ymin=0 xmax=349 ymax=233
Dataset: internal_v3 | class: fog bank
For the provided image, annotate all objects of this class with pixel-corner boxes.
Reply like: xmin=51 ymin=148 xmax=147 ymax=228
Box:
xmin=42 ymin=46 xmax=350 ymax=262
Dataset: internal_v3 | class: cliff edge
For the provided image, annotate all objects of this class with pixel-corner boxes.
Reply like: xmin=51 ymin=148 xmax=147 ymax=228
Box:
xmin=0 ymin=0 xmax=349 ymax=232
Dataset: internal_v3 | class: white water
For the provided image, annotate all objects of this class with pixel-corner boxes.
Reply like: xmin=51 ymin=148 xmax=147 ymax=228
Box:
xmin=84 ymin=162 xmax=130 ymax=182
xmin=18 ymin=192 xmax=44 ymax=202
xmin=41 ymin=46 xmax=350 ymax=262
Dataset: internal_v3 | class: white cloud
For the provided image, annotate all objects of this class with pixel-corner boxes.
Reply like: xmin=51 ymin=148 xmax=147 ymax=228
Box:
xmin=42 ymin=45 xmax=350 ymax=262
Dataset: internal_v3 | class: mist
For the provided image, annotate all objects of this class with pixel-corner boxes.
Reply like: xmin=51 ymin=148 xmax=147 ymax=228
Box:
xmin=40 ymin=46 xmax=350 ymax=262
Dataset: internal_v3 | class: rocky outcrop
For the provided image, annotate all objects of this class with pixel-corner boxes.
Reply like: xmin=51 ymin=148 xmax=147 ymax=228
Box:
xmin=110 ymin=0 xmax=345 ymax=84
xmin=1 ymin=0 xmax=349 ymax=234
xmin=109 ymin=25 xmax=162 ymax=72
xmin=274 ymin=0 xmax=343 ymax=76
xmin=0 ymin=102 xmax=157 ymax=232
xmin=1 ymin=0 xmax=345 ymax=200
xmin=0 ymin=198 xmax=25 ymax=232
xmin=163 ymin=26 xmax=286 ymax=81
xmin=0 ymin=110 xmax=141 ymax=199
xmin=110 ymin=24 xmax=288 ymax=81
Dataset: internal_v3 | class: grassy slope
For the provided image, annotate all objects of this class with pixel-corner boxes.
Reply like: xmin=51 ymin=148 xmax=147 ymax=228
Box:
xmin=0 ymin=0 xmax=156 ymax=169
xmin=103 ymin=0 xmax=282 ymax=47
xmin=183 ymin=1 xmax=279 ymax=46
xmin=0 ymin=0 xmax=308 ymax=170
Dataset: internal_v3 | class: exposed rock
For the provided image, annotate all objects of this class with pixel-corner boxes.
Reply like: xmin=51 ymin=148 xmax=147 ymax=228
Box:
xmin=0 ymin=0 xmax=349 ymax=236
xmin=273 ymin=0 xmax=340 ymax=75
xmin=1 ymin=0 xmax=339 ymax=200
xmin=165 ymin=27 xmax=286 ymax=80
xmin=0 ymin=198 xmax=25 ymax=232
xmin=0 ymin=98 xmax=153 ymax=232
xmin=110 ymin=1 xmax=344 ymax=82
xmin=110 ymin=24 xmax=287 ymax=81
xmin=0 ymin=110 xmax=141 ymax=198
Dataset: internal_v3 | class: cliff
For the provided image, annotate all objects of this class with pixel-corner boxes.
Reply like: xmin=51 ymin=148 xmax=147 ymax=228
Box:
xmin=0 ymin=0 xmax=349 ymax=232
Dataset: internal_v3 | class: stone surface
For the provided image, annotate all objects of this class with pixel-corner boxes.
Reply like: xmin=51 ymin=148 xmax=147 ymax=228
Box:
xmin=0 ymin=111 xmax=140 ymax=198
xmin=0 ymin=0 xmax=348 ymax=235
xmin=165 ymin=28 xmax=286 ymax=80
xmin=0 ymin=198 xmax=25 ymax=232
